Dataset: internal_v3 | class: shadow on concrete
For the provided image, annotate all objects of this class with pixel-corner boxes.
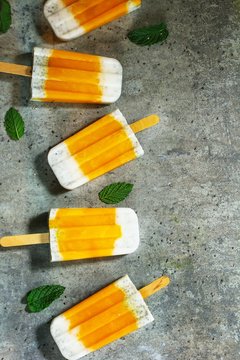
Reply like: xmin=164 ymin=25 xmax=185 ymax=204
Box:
xmin=29 ymin=244 xmax=51 ymax=271
xmin=29 ymin=243 xmax=125 ymax=271
xmin=28 ymin=212 xmax=49 ymax=233
xmin=31 ymin=0 xmax=60 ymax=46
xmin=36 ymin=321 xmax=61 ymax=360
xmin=14 ymin=53 xmax=33 ymax=106
xmin=30 ymin=101 xmax=109 ymax=111
xmin=129 ymin=2 xmax=167 ymax=32
xmin=21 ymin=292 xmax=28 ymax=305
xmin=34 ymin=150 xmax=67 ymax=196
xmin=21 ymin=292 xmax=33 ymax=313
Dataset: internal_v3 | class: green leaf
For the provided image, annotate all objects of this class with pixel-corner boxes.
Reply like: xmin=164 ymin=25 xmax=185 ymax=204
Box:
xmin=0 ymin=0 xmax=11 ymax=34
xmin=128 ymin=23 xmax=169 ymax=46
xmin=99 ymin=182 xmax=134 ymax=204
xmin=4 ymin=107 xmax=25 ymax=140
xmin=26 ymin=285 xmax=65 ymax=313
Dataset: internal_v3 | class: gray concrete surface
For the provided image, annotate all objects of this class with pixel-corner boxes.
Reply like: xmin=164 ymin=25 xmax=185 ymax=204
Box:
xmin=0 ymin=0 xmax=240 ymax=359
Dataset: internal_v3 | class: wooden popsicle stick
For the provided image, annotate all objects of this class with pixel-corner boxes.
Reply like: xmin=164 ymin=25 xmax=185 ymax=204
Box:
xmin=139 ymin=275 xmax=170 ymax=299
xmin=130 ymin=115 xmax=160 ymax=134
xmin=0 ymin=61 xmax=32 ymax=77
xmin=0 ymin=233 xmax=50 ymax=247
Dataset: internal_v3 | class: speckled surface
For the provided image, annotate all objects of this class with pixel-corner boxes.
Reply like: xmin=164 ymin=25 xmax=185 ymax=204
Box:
xmin=0 ymin=1 xmax=240 ymax=359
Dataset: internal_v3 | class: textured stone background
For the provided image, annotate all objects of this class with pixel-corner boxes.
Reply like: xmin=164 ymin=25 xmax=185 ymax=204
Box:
xmin=0 ymin=1 xmax=240 ymax=359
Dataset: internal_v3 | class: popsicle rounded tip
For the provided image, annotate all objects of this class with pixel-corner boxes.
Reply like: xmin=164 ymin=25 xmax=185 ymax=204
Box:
xmin=149 ymin=114 xmax=160 ymax=125
xmin=152 ymin=275 xmax=170 ymax=292
xmin=43 ymin=2 xmax=51 ymax=18
xmin=0 ymin=236 xmax=14 ymax=247
xmin=0 ymin=236 xmax=20 ymax=247
xmin=102 ymin=90 xmax=122 ymax=104
xmin=114 ymin=208 xmax=140 ymax=255
xmin=0 ymin=237 xmax=7 ymax=247
xmin=100 ymin=58 xmax=123 ymax=103
xmin=160 ymin=275 xmax=171 ymax=287
xmin=139 ymin=275 xmax=170 ymax=299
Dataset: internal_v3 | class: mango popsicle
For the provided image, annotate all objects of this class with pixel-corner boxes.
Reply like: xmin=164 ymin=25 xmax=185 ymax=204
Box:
xmin=48 ymin=109 xmax=160 ymax=190
xmin=0 ymin=208 xmax=139 ymax=262
xmin=51 ymin=275 xmax=170 ymax=360
xmin=44 ymin=0 xmax=141 ymax=41
xmin=0 ymin=47 xmax=123 ymax=104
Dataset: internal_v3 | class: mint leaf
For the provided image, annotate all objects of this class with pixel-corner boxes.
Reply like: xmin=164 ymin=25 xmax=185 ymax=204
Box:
xmin=99 ymin=182 xmax=134 ymax=204
xmin=128 ymin=23 xmax=169 ymax=46
xmin=4 ymin=107 xmax=25 ymax=140
xmin=26 ymin=285 xmax=65 ymax=313
xmin=0 ymin=0 xmax=11 ymax=34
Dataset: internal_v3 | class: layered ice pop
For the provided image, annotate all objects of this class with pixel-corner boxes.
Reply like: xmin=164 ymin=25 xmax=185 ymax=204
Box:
xmin=48 ymin=109 xmax=160 ymax=190
xmin=0 ymin=47 xmax=122 ymax=104
xmin=44 ymin=0 xmax=142 ymax=41
xmin=51 ymin=274 xmax=170 ymax=360
xmin=0 ymin=208 xmax=139 ymax=262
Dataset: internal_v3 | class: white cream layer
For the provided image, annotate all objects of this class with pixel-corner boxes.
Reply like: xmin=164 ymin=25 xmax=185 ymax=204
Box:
xmin=50 ymin=275 xmax=153 ymax=360
xmin=51 ymin=315 xmax=90 ymax=360
xmin=44 ymin=0 xmax=85 ymax=40
xmin=49 ymin=208 xmax=63 ymax=262
xmin=48 ymin=141 xmax=88 ymax=190
xmin=48 ymin=109 xmax=143 ymax=190
xmin=31 ymin=47 xmax=52 ymax=100
xmin=116 ymin=275 xmax=154 ymax=327
xmin=114 ymin=208 xmax=139 ymax=255
xmin=99 ymin=58 xmax=122 ymax=103
xmin=43 ymin=0 xmax=66 ymax=16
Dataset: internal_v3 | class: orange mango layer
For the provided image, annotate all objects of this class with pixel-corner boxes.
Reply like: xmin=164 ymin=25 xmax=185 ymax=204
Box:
xmin=49 ymin=208 xmax=122 ymax=261
xmin=64 ymin=282 xmax=138 ymax=350
xmin=50 ymin=275 xmax=154 ymax=359
xmin=46 ymin=49 xmax=102 ymax=103
xmin=62 ymin=0 xmax=142 ymax=35
xmin=65 ymin=112 xmax=137 ymax=181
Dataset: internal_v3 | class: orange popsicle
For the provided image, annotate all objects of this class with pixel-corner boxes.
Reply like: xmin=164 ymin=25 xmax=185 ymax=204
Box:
xmin=48 ymin=109 xmax=160 ymax=190
xmin=49 ymin=208 xmax=139 ymax=261
xmin=0 ymin=208 xmax=140 ymax=262
xmin=51 ymin=275 xmax=170 ymax=359
xmin=44 ymin=0 xmax=142 ymax=40
xmin=31 ymin=47 xmax=122 ymax=103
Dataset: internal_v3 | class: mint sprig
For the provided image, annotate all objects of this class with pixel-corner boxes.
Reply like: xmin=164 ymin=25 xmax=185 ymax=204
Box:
xmin=99 ymin=182 xmax=134 ymax=204
xmin=128 ymin=23 xmax=169 ymax=46
xmin=4 ymin=107 xmax=25 ymax=140
xmin=26 ymin=285 xmax=65 ymax=313
xmin=0 ymin=0 xmax=11 ymax=34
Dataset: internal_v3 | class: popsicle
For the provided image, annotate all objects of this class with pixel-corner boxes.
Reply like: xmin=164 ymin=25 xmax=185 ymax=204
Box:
xmin=0 ymin=47 xmax=122 ymax=104
xmin=44 ymin=0 xmax=142 ymax=41
xmin=48 ymin=109 xmax=160 ymax=190
xmin=51 ymin=274 xmax=170 ymax=360
xmin=0 ymin=208 xmax=139 ymax=262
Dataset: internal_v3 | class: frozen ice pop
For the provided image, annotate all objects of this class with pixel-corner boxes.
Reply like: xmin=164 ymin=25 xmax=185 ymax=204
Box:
xmin=48 ymin=109 xmax=160 ymax=190
xmin=0 ymin=208 xmax=139 ymax=262
xmin=51 ymin=275 xmax=170 ymax=360
xmin=44 ymin=0 xmax=142 ymax=41
xmin=0 ymin=47 xmax=122 ymax=104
